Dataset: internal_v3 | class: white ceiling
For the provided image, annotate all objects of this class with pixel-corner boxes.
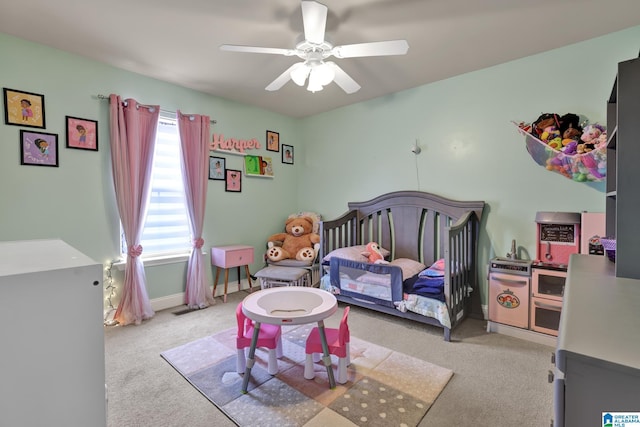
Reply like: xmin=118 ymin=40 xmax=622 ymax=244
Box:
xmin=1 ymin=0 xmax=639 ymax=118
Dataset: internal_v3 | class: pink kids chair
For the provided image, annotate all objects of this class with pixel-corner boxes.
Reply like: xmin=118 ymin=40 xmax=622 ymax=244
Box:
xmin=236 ymin=302 xmax=283 ymax=375
xmin=304 ymin=306 xmax=350 ymax=384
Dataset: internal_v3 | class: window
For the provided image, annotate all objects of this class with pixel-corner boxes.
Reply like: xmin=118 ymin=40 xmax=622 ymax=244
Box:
xmin=120 ymin=112 xmax=191 ymax=259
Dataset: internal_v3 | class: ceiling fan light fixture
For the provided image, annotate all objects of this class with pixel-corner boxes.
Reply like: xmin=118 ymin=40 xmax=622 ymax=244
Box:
xmin=290 ymin=63 xmax=311 ymax=86
xmin=307 ymin=66 xmax=326 ymax=92
xmin=313 ymin=62 xmax=335 ymax=86
xmin=307 ymin=79 xmax=324 ymax=93
xmin=222 ymin=1 xmax=409 ymax=94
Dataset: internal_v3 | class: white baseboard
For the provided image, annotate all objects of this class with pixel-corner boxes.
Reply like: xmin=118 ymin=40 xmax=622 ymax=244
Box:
xmin=486 ymin=321 xmax=557 ymax=348
xmin=149 ymin=278 xmax=254 ymax=311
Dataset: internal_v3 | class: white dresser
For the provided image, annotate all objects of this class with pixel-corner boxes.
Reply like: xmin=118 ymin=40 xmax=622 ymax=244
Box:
xmin=554 ymin=254 xmax=640 ymax=427
xmin=0 ymin=239 xmax=106 ymax=427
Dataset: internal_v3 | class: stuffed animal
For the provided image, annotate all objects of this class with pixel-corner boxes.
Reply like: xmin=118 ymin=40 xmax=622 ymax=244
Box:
xmin=536 ymin=120 xmax=556 ymax=139
xmin=558 ymin=113 xmax=581 ymax=136
xmin=562 ymin=140 xmax=578 ymax=155
xmin=580 ymin=124 xmax=606 ymax=152
xmin=580 ymin=124 xmax=605 ymax=144
xmin=540 ymin=125 xmax=560 ymax=143
xmin=562 ymin=126 xmax=582 ymax=148
xmin=361 ymin=242 xmax=389 ymax=264
xmin=532 ymin=113 xmax=558 ymax=138
xmin=597 ymin=130 xmax=608 ymax=148
xmin=265 ymin=216 xmax=320 ymax=263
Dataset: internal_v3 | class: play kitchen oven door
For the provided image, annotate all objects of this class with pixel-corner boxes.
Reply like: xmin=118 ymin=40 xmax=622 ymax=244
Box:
xmin=530 ymin=267 xmax=565 ymax=336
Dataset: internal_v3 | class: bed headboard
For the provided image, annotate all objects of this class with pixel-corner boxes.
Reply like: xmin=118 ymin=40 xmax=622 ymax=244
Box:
xmin=320 ymin=191 xmax=485 ymax=266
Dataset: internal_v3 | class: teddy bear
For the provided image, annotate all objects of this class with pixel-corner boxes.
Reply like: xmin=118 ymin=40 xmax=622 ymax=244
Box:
xmin=265 ymin=216 xmax=320 ymax=263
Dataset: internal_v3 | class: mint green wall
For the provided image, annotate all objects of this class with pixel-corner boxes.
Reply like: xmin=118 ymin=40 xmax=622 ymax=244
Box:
xmin=1 ymin=27 xmax=639 ymax=309
xmin=299 ymin=26 xmax=640 ymax=305
xmin=0 ymin=33 xmax=301 ymax=301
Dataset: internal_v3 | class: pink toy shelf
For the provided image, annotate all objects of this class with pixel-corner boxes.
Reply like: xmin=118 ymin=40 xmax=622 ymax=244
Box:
xmin=513 ymin=122 xmax=607 ymax=182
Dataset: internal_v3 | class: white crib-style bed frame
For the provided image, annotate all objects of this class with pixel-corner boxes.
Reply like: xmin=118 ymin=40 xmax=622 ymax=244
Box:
xmin=319 ymin=191 xmax=485 ymax=341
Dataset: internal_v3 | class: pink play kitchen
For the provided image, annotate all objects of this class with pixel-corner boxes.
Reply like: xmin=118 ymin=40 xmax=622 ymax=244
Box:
xmin=530 ymin=212 xmax=581 ymax=336
xmin=489 ymin=212 xmax=603 ymax=338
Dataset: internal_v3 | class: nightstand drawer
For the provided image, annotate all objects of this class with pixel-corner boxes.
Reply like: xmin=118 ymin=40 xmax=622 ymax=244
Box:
xmin=211 ymin=245 xmax=254 ymax=268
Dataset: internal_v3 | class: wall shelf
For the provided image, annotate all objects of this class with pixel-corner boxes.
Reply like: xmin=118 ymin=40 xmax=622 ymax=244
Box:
xmin=605 ymin=55 xmax=640 ymax=279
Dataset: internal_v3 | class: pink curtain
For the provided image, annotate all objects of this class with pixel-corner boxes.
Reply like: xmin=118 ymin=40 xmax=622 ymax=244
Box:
xmin=109 ymin=94 xmax=159 ymax=325
xmin=177 ymin=111 xmax=213 ymax=309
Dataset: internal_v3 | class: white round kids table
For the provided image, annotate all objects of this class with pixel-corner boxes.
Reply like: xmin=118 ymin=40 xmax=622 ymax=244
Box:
xmin=240 ymin=286 xmax=338 ymax=393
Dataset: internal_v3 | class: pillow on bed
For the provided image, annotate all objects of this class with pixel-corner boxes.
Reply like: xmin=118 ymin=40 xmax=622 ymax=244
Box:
xmin=389 ymin=258 xmax=427 ymax=280
xmin=322 ymin=245 xmax=390 ymax=264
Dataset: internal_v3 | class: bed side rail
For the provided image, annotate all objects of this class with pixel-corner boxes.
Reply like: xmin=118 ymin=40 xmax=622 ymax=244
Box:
xmin=319 ymin=210 xmax=359 ymax=261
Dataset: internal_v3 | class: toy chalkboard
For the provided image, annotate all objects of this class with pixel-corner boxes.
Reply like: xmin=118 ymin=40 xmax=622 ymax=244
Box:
xmin=540 ymin=224 xmax=575 ymax=244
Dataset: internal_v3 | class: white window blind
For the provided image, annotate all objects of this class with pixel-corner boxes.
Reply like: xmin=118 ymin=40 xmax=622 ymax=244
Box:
xmin=120 ymin=112 xmax=191 ymax=258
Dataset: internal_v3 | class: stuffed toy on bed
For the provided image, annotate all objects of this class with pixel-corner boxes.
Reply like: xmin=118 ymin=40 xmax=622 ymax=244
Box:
xmin=362 ymin=242 xmax=389 ymax=264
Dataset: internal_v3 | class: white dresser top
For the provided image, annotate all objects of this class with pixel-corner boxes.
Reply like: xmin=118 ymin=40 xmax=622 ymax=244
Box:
xmin=557 ymin=254 xmax=640 ymax=372
xmin=0 ymin=239 xmax=98 ymax=277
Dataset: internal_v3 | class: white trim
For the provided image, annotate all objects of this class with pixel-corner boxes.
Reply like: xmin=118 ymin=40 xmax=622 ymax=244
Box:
xmin=486 ymin=321 xmax=557 ymax=347
xmin=149 ymin=278 xmax=254 ymax=311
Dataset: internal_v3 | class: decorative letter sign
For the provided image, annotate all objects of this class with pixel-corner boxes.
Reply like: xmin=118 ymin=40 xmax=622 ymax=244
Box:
xmin=210 ymin=133 xmax=261 ymax=154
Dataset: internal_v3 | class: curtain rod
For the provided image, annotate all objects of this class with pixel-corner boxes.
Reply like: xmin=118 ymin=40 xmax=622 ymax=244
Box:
xmin=96 ymin=94 xmax=216 ymax=124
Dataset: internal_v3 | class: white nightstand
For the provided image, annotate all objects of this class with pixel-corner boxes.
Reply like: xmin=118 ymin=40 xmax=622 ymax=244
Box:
xmin=210 ymin=244 xmax=254 ymax=302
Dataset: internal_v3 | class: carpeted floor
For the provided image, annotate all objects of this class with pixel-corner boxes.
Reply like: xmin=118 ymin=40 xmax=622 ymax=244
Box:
xmin=161 ymin=324 xmax=453 ymax=427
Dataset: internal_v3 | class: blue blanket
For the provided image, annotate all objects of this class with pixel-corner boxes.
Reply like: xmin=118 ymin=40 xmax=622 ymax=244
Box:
xmin=406 ymin=276 xmax=445 ymax=302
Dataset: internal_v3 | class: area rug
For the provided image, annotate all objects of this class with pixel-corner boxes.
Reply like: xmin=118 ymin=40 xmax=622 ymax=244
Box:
xmin=161 ymin=324 xmax=453 ymax=427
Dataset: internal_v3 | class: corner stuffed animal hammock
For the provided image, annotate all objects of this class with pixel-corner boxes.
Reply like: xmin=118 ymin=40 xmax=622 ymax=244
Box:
xmin=513 ymin=116 xmax=607 ymax=183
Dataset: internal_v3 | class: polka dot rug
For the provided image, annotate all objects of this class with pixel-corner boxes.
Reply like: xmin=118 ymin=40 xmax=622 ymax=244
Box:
xmin=161 ymin=324 xmax=453 ymax=427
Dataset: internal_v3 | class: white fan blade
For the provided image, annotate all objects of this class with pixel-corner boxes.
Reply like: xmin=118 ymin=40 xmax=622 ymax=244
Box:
xmin=301 ymin=1 xmax=327 ymax=44
xmin=326 ymin=62 xmax=361 ymax=94
xmin=220 ymin=45 xmax=295 ymax=56
xmin=332 ymin=40 xmax=409 ymax=58
xmin=265 ymin=63 xmax=302 ymax=91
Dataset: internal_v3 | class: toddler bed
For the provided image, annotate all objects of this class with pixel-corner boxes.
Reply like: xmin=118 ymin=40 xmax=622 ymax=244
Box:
xmin=319 ymin=191 xmax=484 ymax=341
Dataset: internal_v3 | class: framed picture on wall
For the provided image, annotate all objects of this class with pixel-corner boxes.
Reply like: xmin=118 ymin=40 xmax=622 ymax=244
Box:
xmin=244 ymin=155 xmax=275 ymax=178
xmin=261 ymin=156 xmax=274 ymax=176
xmin=225 ymin=169 xmax=242 ymax=192
xmin=209 ymin=156 xmax=226 ymax=180
xmin=3 ymin=88 xmax=46 ymax=129
xmin=282 ymin=144 xmax=294 ymax=164
xmin=266 ymin=130 xmax=279 ymax=152
xmin=20 ymin=130 xmax=58 ymax=167
xmin=244 ymin=155 xmax=262 ymax=176
xmin=66 ymin=116 xmax=98 ymax=151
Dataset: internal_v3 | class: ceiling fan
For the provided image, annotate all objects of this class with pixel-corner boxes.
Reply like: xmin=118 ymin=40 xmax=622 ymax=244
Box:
xmin=220 ymin=0 xmax=409 ymax=94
